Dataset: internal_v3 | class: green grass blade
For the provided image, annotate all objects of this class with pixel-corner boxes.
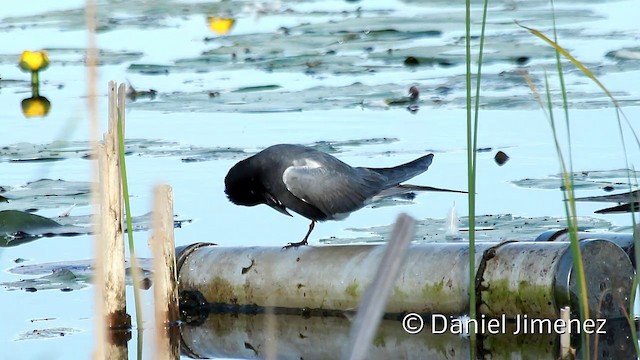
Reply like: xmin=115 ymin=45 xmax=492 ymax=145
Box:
xmin=117 ymin=106 xmax=144 ymax=348
xmin=517 ymin=22 xmax=613 ymax=104
xmin=520 ymin=20 xmax=639 ymax=356
xmin=548 ymin=3 xmax=590 ymax=355
xmin=516 ymin=21 xmax=640 ymax=152
xmin=541 ymin=67 xmax=590 ymax=358
xmin=464 ymin=0 xmax=477 ymax=350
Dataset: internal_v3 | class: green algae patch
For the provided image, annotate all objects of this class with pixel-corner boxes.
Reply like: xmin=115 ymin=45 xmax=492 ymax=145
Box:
xmin=345 ymin=280 xmax=360 ymax=298
xmin=482 ymin=279 xmax=553 ymax=318
xmin=421 ymin=280 xmax=446 ymax=301
xmin=372 ymin=331 xmax=386 ymax=347
xmin=392 ymin=286 xmax=410 ymax=302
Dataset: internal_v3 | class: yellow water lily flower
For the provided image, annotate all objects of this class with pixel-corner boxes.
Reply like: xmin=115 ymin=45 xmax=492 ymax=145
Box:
xmin=19 ymin=50 xmax=50 ymax=72
xmin=21 ymin=96 xmax=51 ymax=118
xmin=207 ymin=16 xmax=235 ymax=35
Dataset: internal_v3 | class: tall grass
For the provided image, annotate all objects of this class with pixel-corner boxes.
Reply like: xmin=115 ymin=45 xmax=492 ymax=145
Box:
xmin=465 ymin=0 xmax=490 ymax=350
xmin=116 ymin=92 xmax=146 ymax=360
xmin=520 ymin=1 xmax=640 ymax=355
xmin=464 ymin=0 xmax=475 ymax=347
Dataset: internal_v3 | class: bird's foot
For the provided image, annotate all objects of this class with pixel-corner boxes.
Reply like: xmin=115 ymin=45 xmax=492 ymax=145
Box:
xmin=282 ymin=239 xmax=308 ymax=250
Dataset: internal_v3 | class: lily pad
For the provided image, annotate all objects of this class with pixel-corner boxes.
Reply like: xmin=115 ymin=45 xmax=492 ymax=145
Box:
xmin=0 ymin=210 xmax=88 ymax=247
xmin=1 ymin=3 xmax=229 ymax=32
xmin=0 ymin=179 xmax=91 ymax=212
xmin=54 ymin=212 xmax=192 ymax=233
xmin=0 ymin=208 xmax=191 ymax=247
xmin=512 ymin=169 xmax=640 ymax=191
xmin=9 ymin=258 xmax=152 ymax=277
xmin=16 ymin=327 xmax=81 ymax=340
xmin=0 ymin=140 xmax=246 ymax=163
xmin=606 ymin=47 xmax=640 ymax=61
xmin=232 ymin=85 xmax=282 ymax=93
xmin=594 ymin=203 xmax=640 ymax=214
xmin=1 ymin=269 xmax=86 ymax=292
xmin=1 ymin=138 xmax=398 ymax=165
xmin=127 ymin=63 xmax=173 ymax=75
xmin=128 ymin=82 xmax=434 ymax=113
xmin=322 ymin=214 xmax=613 ymax=244
xmin=574 ymin=190 xmax=640 ymax=203
xmin=3 ymin=258 xmax=153 ymax=292
xmin=0 ymin=48 xmax=144 ymax=67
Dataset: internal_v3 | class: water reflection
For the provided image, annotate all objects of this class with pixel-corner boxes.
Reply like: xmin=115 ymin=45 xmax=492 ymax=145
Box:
xmin=177 ymin=311 xmax=634 ymax=359
xmin=21 ymin=94 xmax=51 ymax=118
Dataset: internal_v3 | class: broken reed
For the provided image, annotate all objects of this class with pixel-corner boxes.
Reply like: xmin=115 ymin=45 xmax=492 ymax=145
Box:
xmin=151 ymin=184 xmax=180 ymax=359
xmin=94 ymin=82 xmax=180 ymax=359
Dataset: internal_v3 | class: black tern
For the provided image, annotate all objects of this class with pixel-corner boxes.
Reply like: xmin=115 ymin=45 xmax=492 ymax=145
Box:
xmin=224 ymin=144 xmax=465 ymax=248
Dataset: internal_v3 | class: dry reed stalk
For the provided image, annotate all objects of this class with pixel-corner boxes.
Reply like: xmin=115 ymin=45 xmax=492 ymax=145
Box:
xmin=102 ymin=82 xmax=130 ymax=329
xmin=86 ymin=0 xmax=105 ymax=358
xmin=151 ymin=184 xmax=180 ymax=359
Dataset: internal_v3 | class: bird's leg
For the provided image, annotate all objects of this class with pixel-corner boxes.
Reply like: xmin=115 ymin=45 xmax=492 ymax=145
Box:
xmin=283 ymin=220 xmax=315 ymax=249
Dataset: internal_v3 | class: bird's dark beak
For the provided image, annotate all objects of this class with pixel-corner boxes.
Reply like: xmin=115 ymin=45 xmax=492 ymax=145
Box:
xmin=264 ymin=192 xmax=293 ymax=217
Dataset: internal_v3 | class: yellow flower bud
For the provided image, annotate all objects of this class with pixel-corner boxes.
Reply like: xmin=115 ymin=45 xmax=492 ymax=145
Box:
xmin=207 ymin=17 xmax=235 ymax=35
xmin=19 ymin=50 xmax=50 ymax=72
xmin=21 ymin=96 xmax=51 ymax=118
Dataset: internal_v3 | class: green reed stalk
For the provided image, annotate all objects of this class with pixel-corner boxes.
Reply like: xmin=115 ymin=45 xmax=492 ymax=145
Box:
xmin=466 ymin=0 xmax=490 ymax=348
xmin=543 ymin=68 xmax=590 ymax=358
xmin=464 ymin=0 xmax=476 ymax=347
xmin=520 ymin=13 xmax=640 ymax=356
xmin=548 ymin=3 xmax=590 ymax=356
xmin=117 ymin=110 xmax=145 ymax=360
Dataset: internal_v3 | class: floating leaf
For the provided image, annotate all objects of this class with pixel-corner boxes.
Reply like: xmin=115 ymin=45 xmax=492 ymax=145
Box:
xmin=127 ymin=63 xmax=172 ymax=75
xmin=0 ymin=208 xmax=191 ymax=247
xmin=4 ymin=258 xmax=154 ymax=292
xmin=574 ymin=190 xmax=640 ymax=203
xmin=0 ymin=179 xmax=91 ymax=212
xmin=232 ymin=85 xmax=281 ymax=93
xmin=513 ymin=169 xmax=640 ymax=191
xmin=1 ymin=269 xmax=85 ymax=292
xmin=594 ymin=203 xmax=639 ymax=214
xmin=606 ymin=48 xmax=640 ymax=61
xmin=0 ymin=210 xmax=88 ymax=247
xmin=323 ymin=214 xmax=613 ymax=244
xmin=16 ymin=327 xmax=81 ymax=340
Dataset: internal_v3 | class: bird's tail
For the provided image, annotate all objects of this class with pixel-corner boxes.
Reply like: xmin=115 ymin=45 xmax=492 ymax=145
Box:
xmin=372 ymin=184 xmax=467 ymax=201
xmin=366 ymin=154 xmax=434 ymax=188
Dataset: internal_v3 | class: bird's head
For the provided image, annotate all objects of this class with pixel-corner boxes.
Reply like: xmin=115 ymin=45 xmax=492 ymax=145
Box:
xmin=408 ymin=86 xmax=420 ymax=101
xmin=224 ymin=160 xmax=266 ymax=207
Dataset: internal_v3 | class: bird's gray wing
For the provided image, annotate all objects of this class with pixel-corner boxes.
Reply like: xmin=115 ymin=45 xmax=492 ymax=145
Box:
xmin=282 ymin=165 xmax=386 ymax=218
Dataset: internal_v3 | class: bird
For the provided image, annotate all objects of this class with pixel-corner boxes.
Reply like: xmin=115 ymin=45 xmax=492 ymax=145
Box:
xmin=224 ymin=144 xmax=465 ymax=248
xmin=384 ymin=86 xmax=420 ymax=106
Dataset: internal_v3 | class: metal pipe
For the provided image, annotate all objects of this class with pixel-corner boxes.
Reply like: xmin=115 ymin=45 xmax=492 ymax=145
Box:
xmin=176 ymin=239 xmax=632 ymax=320
xmin=535 ymin=229 xmax=635 ymax=267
